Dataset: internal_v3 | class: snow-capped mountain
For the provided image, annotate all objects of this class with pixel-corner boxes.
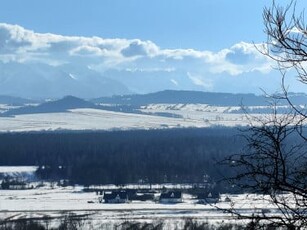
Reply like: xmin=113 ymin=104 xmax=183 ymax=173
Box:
xmin=0 ymin=62 xmax=130 ymax=99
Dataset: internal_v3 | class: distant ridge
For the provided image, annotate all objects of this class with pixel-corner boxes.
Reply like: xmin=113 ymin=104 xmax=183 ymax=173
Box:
xmin=2 ymin=91 xmax=306 ymax=117
xmin=1 ymin=96 xmax=96 ymax=116
xmin=0 ymin=95 xmax=36 ymax=105
xmin=92 ymin=90 xmax=263 ymax=106
xmin=93 ymin=90 xmax=307 ymax=106
xmin=41 ymin=96 xmax=96 ymax=111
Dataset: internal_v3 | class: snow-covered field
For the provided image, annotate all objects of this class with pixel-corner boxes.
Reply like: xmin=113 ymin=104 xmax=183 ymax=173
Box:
xmin=0 ymin=166 xmax=287 ymax=228
xmin=0 ymin=107 xmax=259 ymax=132
xmin=141 ymin=104 xmax=247 ymax=125
xmin=0 ymin=101 xmax=297 ymax=132
xmin=0 ymin=186 xmax=273 ymax=212
xmin=0 ymin=108 xmax=209 ymax=132
xmin=0 ymin=185 xmax=275 ymax=228
xmin=0 ymin=166 xmax=38 ymax=181
xmin=0 ymin=166 xmax=37 ymax=174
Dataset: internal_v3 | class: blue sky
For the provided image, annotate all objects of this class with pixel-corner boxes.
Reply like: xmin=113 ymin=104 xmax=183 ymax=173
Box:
xmin=0 ymin=0 xmax=293 ymax=50
xmin=0 ymin=0 xmax=306 ymax=97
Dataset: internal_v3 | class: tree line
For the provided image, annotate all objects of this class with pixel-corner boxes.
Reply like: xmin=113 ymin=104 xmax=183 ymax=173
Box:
xmin=0 ymin=128 xmax=243 ymax=187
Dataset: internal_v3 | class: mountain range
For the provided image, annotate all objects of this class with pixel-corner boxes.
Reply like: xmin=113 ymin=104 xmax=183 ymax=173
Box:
xmin=2 ymin=90 xmax=306 ymax=117
xmin=0 ymin=95 xmax=36 ymax=105
xmin=0 ymin=62 xmax=130 ymax=99
xmin=0 ymin=59 xmax=302 ymax=100
xmin=93 ymin=90 xmax=307 ymax=106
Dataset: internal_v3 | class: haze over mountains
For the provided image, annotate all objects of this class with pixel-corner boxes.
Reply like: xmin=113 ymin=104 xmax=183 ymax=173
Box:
xmin=0 ymin=23 xmax=306 ymax=99
xmin=0 ymin=95 xmax=35 ymax=105
xmin=0 ymin=60 xmax=278 ymax=100
xmin=0 ymin=62 xmax=130 ymax=99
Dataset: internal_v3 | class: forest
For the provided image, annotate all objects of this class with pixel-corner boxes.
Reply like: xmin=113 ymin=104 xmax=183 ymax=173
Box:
xmin=0 ymin=128 xmax=243 ymax=187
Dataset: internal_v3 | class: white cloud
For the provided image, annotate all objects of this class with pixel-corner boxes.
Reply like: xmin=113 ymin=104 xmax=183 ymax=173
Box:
xmin=0 ymin=23 xmax=279 ymax=94
xmin=208 ymin=42 xmax=273 ymax=76
xmin=70 ymin=45 xmax=103 ymax=56
xmin=187 ymin=72 xmax=213 ymax=90
xmin=170 ymin=79 xmax=178 ymax=86
xmin=286 ymin=26 xmax=303 ymax=34
xmin=125 ymin=67 xmax=175 ymax=73
xmin=121 ymin=40 xmax=159 ymax=57
xmin=0 ymin=24 xmax=272 ymax=73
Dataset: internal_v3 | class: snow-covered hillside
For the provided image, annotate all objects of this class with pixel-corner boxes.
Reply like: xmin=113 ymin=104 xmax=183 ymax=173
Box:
xmin=0 ymin=106 xmax=261 ymax=132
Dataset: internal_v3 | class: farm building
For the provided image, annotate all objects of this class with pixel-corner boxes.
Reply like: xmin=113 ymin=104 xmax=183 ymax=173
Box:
xmin=101 ymin=191 xmax=129 ymax=203
xmin=197 ymin=191 xmax=220 ymax=204
xmin=159 ymin=191 xmax=182 ymax=203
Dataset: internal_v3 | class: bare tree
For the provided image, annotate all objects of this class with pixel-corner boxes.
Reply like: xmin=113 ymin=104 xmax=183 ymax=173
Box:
xmin=261 ymin=0 xmax=307 ymax=127
xmin=222 ymin=1 xmax=307 ymax=228
xmin=224 ymin=107 xmax=307 ymax=228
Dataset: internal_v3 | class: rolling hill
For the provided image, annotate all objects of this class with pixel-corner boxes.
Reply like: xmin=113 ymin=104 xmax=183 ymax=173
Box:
xmin=92 ymin=90 xmax=307 ymax=106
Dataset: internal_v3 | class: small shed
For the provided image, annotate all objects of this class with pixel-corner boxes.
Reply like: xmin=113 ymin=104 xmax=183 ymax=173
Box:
xmin=197 ymin=191 xmax=220 ymax=204
xmin=102 ymin=191 xmax=129 ymax=203
xmin=159 ymin=191 xmax=182 ymax=203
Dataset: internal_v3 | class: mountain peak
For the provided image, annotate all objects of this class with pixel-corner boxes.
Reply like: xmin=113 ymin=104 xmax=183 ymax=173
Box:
xmin=1 ymin=96 xmax=96 ymax=117
xmin=42 ymin=95 xmax=95 ymax=110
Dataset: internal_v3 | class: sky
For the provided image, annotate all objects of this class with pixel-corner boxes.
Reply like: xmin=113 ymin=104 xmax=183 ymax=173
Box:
xmin=0 ymin=0 xmax=276 ymax=50
xmin=0 ymin=0 xmax=306 ymax=97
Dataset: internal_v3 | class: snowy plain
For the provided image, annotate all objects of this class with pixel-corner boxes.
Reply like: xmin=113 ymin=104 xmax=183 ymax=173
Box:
xmin=0 ymin=167 xmax=280 ymax=228
xmin=0 ymin=105 xmax=271 ymax=132
xmin=0 ymin=184 xmax=277 ymax=229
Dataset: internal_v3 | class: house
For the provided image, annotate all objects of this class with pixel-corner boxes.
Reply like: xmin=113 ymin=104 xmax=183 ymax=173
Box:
xmin=101 ymin=191 xmax=129 ymax=203
xmin=197 ymin=191 xmax=220 ymax=204
xmin=224 ymin=196 xmax=231 ymax=202
xmin=1 ymin=177 xmax=31 ymax=190
xmin=159 ymin=191 xmax=182 ymax=203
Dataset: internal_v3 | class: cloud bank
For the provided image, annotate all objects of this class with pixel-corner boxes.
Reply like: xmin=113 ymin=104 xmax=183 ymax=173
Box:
xmin=0 ymin=23 xmax=300 ymax=97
